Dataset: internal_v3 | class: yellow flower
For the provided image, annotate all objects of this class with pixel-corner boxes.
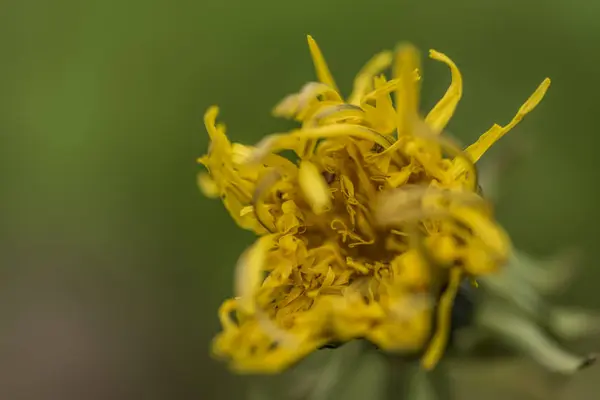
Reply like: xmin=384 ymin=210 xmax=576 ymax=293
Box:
xmin=199 ymin=35 xmax=550 ymax=374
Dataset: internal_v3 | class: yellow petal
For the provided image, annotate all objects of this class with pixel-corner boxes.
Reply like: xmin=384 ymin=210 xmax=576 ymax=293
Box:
xmin=372 ymin=75 xmax=398 ymax=133
xmin=246 ymin=124 xmax=393 ymax=164
xmin=234 ymin=235 xmax=275 ymax=314
xmin=348 ymin=50 xmax=393 ymax=105
xmin=387 ymin=164 xmax=414 ymax=187
xmin=464 ymin=78 xmax=551 ymax=163
xmin=305 ymin=104 xmax=365 ymax=127
xmin=239 ymin=205 xmax=254 ymax=217
xmin=393 ymin=43 xmax=421 ymax=137
xmin=361 ymin=78 xmax=400 ymax=105
xmin=463 ymin=244 xmax=499 ymax=275
xmin=204 ymin=106 xmax=229 ymax=150
xmin=273 ymin=82 xmax=343 ymax=121
xmin=306 ymin=35 xmax=339 ymax=92
xmin=323 ymin=267 xmax=336 ymax=287
xmin=298 ymin=160 xmax=331 ymax=214
xmin=449 ymin=206 xmax=511 ymax=265
xmin=224 ymin=188 xmax=269 ymax=234
xmin=298 ymin=82 xmax=343 ymax=106
xmin=217 ymin=298 xmax=239 ymax=331
xmin=272 ymin=93 xmax=300 ymax=118
xmin=252 ymin=170 xmax=280 ymax=233
xmin=231 ymin=143 xmax=297 ymax=173
xmin=390 ymin=250 xmax=430 ymax=288
xmin=425 ymin=50 xmax=463 ymax=133
xmin=197 ymin=172 xmax=219 ymax=198
xmin=361 ymin=77 xmax=401 ymax=134
xmin=421 ymin=267 xmax=462 ymax=370
xmin=428 ymin=234 xmax=458 ymax=265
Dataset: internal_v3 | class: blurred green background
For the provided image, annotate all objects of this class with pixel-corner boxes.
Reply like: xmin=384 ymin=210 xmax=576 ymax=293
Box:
xmin=1 ymin=0 xmax=600 ymax=398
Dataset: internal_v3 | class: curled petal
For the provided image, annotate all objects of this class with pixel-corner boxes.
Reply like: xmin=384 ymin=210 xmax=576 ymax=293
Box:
xmin=273 ymin=82 xmax=343 ymax=120
xmin=425 ymin=50 xmax=463 ymax=134
xmin=421 ymin=267 xmax=463 ymax=370
xmin=204 ymin=106 xmax=230 ymax=150
xmin=234 ymin=235 xmax=276 ymax=313
xmin=246 ymin=124 xmax=393 ymax=164
xmin=305 ymin=104 xmax=365 ymax=127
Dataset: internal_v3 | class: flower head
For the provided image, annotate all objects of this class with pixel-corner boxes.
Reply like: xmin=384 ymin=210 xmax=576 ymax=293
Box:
xmin=198 ymin=35 xmax=550 ymax=374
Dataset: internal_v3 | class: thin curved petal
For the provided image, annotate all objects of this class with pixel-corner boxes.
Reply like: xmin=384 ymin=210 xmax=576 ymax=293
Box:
xmin=464 ymin=78 xmax=551 ymax=164
xmin=421 ymin=267 xmax=462 ymax=370
xmin=425 ymin=50 xmax=463 ymax=133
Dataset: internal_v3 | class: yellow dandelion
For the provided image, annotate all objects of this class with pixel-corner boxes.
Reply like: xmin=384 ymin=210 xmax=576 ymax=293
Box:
xmin=198 ymin=35 xmax=550 ymax=374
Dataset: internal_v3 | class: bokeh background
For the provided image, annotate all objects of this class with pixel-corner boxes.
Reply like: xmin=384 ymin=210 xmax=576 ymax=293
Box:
xmin=1 ymin=0 xmax=600 ymax=399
